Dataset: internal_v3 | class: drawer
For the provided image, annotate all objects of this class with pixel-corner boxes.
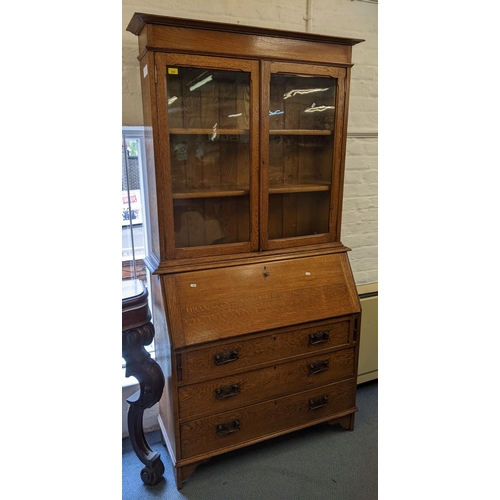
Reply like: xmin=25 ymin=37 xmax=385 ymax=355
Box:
xmin=183 ymin=318 xmax=352 ymax=382
xmin=179 ymin=347 xmax=355 ymax=420
xmin=180 ymin=378 xmax=356 ymax=459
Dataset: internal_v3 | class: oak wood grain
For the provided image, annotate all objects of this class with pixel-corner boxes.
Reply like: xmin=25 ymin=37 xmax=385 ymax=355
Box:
xmin=168 ymin=253 xmax=359 ymax=347
xmin=183 ymin=317 xmax=351 ymax=382
xmin=178 ymin=347 xmax=355 ymax=420
xmin=180 ymin=378 xmax=356 ymax=458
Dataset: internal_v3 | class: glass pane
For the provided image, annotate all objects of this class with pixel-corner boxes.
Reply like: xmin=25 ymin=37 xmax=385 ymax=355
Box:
xmin=166 ymin=66 xmax=251 ymax=248
xmin=269 ymin=74 xmax=336 ymax=131
xmin=268 ymin=73 xmax=336 ymax=240
xmin=122 ymin=133 xmax=154 ymax=364
xmin=170 ymin=133 xmax=250 ymax=193
xmin=269 ymin=134 xmax=332 ymax=187
xmin=173 ymin=196 xmax=250 ymax=247
xmin=122 ymin=138 xmax=147 ymax=282
xmin=269 ymin=192 xmax=330 ymax=239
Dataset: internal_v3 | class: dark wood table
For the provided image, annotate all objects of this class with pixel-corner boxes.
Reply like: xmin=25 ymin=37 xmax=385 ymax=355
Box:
xmin=122 ymin=279 xmax=165 ymax=485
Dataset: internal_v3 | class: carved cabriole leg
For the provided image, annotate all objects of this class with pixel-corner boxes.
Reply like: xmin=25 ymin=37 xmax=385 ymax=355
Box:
xmin=123 ymin=321 xmax=166 ymax=485
xmin=127 ymin=404 xmax=165 ymax=485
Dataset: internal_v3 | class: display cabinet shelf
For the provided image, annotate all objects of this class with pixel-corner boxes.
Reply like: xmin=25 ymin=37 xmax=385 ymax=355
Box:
xmin=268 ymin=183 xmax=331 ymax=194
xmin=170 ymin=128 xmax=249 ymax=135
xmin=269 ymin=129 xmax=332 ymax=136
xmin=172 ymin=187 xmax=249 ymax=199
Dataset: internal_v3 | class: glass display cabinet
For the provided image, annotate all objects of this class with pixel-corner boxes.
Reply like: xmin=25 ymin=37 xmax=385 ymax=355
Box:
xmin=127 ymin=13 xmax=363 ymax=489
xmin=158 ymin=56 xmax=258 ymax=255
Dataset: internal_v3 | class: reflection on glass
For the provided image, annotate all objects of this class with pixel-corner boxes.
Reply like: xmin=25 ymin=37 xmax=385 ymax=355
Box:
xmin=304 ymin=105 xmax=335 ymax=113
xmin=270 ymin=74 xmax=336 ymax=130
xmin=283 ymin=87 xmax=330 ymax=100
xmin=167 ymin=66 xmax=251 ymax=248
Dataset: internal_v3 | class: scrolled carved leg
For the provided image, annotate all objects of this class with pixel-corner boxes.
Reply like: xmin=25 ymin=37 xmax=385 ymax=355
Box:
xmin=123 ymin=321 xmax=166 ymax=486
xmin=140 ymin=460 xmax=165 ymax=487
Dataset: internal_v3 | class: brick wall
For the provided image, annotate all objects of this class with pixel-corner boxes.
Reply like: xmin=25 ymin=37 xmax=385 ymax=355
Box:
xmin=122 ymin=0 xmax=378 ymax=286
xmin=343 ymin=136 xmax=378 ymax=285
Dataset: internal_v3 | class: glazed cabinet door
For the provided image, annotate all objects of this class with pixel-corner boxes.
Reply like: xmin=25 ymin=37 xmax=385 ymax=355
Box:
xmin=260 ymin=62 xmax=347 ymax=250
xmin=155 ymin=54 xmax=260 ymax=260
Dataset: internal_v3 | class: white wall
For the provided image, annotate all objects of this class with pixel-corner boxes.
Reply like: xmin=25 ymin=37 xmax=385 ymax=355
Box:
xmin=122 ymin=0 xmax=378 ymax=436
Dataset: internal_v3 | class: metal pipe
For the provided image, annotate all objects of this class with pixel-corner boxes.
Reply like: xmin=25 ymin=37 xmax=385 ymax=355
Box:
xmin=305 ymin=0 xmax=313 ymax=32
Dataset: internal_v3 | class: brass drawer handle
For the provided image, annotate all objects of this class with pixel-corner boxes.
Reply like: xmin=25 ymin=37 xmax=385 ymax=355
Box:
xmin=309 ymin=359 xmax=329 ymax=375
xmin=215 ymin=384 xmax=240 ymax=400
xmin=217 ymin=419 xmax=240 ymax=436
xmin=214 ymin=349 xmax=239 ymax=365
xmin=309 ymin=395 xmax=329 ymax=410
xmin=309 ymin=331 xmax=330 ymax=345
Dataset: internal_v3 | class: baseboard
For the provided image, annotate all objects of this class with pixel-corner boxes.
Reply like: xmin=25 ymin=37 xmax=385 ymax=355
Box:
xmin=358 ymin=370 xmax=378 ymax=384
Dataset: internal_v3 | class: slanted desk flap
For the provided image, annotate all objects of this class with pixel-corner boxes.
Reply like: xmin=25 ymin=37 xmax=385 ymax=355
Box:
xmin=165 ymin=253 xmax=360 ymax=348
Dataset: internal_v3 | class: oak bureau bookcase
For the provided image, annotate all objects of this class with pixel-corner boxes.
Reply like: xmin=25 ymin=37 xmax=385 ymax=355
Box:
xmin=127 ymin=12 xmax=364 ymax=489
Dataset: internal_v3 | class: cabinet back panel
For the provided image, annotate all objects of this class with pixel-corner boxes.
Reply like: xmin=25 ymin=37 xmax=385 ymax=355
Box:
xmin=170 ymin=136 xmax=250 ymax=192
xmin=268 ymin=136 xmax=333 ymax=185
xmin=268 ymin=191 xmax=330 ymax=239
xmin=173 ymin=196 xmax=250 ymax=247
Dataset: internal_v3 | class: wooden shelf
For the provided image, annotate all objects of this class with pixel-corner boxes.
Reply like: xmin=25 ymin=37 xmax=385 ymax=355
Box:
xmin=173 ymin=187 xmax=250 ymax=199
xmin=173 ymin=184 xmax=330 ymax=199
xmin=269 ymin=129 xmax=332 ymax=136
xmin=170 ymin=128 xmax=249 ymax=135
xmin=269 ymin=183 xmax=331 ymax=194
